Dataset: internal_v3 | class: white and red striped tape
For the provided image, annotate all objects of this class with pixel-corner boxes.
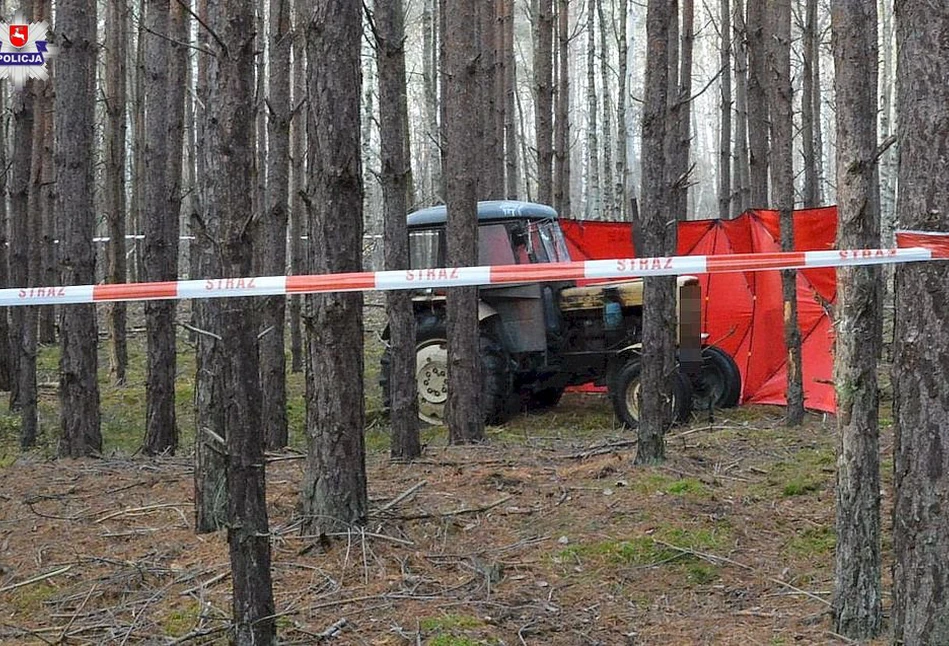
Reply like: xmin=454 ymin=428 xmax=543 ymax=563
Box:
xmin=1 ymin=230 xmax=947 ymax=308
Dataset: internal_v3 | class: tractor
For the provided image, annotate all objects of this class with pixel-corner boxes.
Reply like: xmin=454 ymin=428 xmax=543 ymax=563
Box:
xmin=379 ymin=200 xmax=741 ymax=428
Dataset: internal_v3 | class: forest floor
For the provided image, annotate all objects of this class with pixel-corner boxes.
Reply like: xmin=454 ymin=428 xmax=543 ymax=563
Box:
xmin=0 ymin=304 xmax=893 ymax=645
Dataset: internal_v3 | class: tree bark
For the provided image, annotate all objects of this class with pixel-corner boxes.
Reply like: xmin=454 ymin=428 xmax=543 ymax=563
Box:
xmin=636 ymin=0 xmax=677 ymax=465
xmin=105 ymin=0 xmax=129 ymax=385
xmin=718 ymin=0 xmax=732 ymax=220
xmin=443 ymin=0 xmax=484 ymax=443
xmin=892 ymin=3 xmax=949 ymax=643
xmin=377 ymin=0 xmax=421 ymax=461
xmin=8 ymin=86 xmax=33 ymax=415
xmin=671 ymin=0 xmax=694 ymax=221
xmin=56 ymin=0 xmax=101 ymax=458
xmin=300 ymin=0 xmax=369 ymax=533
xmin=288 ymin=0 xmax=306 ymax=375
xmin=878 ymin=0 xmax=896 ymax=245
xmin=830 ymin=0 xmax=882 ymax=638
xmin=745 ymin=0 xmax=768 ymax=207
xmin=191 ymin=0 xmax=230 ymax=536
xmin=616 ymin=0 xmax=630 ymax=220
xmin=143 ymin=0 xmax=180 ymax=456
xmin=422 ymin=0 xmax=442 ymax=203
xmin=534 ymin=0 xmax=554 ymax=205
xmin=585 ymin=0 xmax=600 ymax=219
xmin=502 ymin=0 xmax=518 ymax=199
xmin=731 ymin=0 xmax=749 ymax=213
xmin=0 ymin=83 xmax=10 ymax=394
xmin=554 ymin=0 xmax=571 ymax=218
xmin=801 ymin=0 xmax=819 ymax=207
xmin=260 ymin=0 xmax=291 ymax=450
xmin=202 ymin=0 xmax=276 ymax=640
xmin=597 ymin=0 xmax=615 ymax=220
xmin=764 ymin=0 xmax=803 ymax=426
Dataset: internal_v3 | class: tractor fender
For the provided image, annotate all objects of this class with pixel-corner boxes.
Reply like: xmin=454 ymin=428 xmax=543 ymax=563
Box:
xmin=607 ymin=343 xmax=642 ymax=386
xmin=381 ymin=299 xmax=500 ymax=341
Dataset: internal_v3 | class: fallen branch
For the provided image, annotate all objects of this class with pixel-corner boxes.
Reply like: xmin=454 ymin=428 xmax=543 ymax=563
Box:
xmin=376 ymin=481 xmax=427 ymax=513
xmin=179 ymin=571 xmax=230 ymax=597
xmin=0 ymin=565 xmax=73 ymax=594
xmin=317 ymin=618 xmax=348 ymax=639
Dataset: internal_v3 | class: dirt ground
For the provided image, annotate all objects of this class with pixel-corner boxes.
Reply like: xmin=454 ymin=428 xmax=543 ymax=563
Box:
xmin=0 ymin=395 xmax=893 ymax=646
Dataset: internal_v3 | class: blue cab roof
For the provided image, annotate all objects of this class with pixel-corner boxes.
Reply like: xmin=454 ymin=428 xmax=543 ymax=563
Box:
xmin=407 ymin=200 xmax=559 ymax=228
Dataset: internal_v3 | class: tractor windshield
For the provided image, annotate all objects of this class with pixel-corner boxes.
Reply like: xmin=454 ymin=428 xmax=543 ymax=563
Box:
xmin=529 ymin=220 xmax=572 ymax=263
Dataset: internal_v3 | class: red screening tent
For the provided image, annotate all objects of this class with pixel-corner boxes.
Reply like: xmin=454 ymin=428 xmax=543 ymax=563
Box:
xmin=559 ymin=207 xmax=838 ymax=413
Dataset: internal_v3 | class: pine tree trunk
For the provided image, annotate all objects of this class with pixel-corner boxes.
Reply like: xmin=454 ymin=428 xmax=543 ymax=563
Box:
xmin=56 ymin=0 xmax=101 ymax=458
xmin=192 ymin=0 xmax=227 ymax=536
xmin=422 ymin=0 xmax=442 ymax=203
xmin=766 ymin=0 xmax=803 ymax=426
xmin=597 ymin=0 xmax=615 ymax=220
xmin=300 ymin=0 xmax=369 ymax=532
xmin=830 ymin=0 xmax=882 ymax=638
xmin=801 ymin=0 xmax=819 ymax=207
xmin=202 ymin=0 xmax=275 ymax=640
xmin=260 ymin=0 xmax=291 ymax=450
xmin=503 ymin=0 xmax=518 ymax=199
xmin=671 ymin=0 xmax=694 ymax=221
xmin=288 ymin=1 xmax=305 ymax=375
xmin=878 ymin=0 xmax=896 ymax=244
xmin=8 ymin=87 xmax=33 ymax=414
xmin=746 ymin=0 xmax=768 ymax=207
xmin=105 ymin=0 xmax=128 ymax=385
xmin=636 ymin=0 xmax=677 ymax=465
xmin=892 ymin=4 xmax=949 ymax=643
xmin=35 ymin=0 xmax=55 ymax=347
xmin=554 ymin=0 xmax=571 ymax=217
xmin=534 ymin=0 xmax=554 ymax=205
xmin=616 ymin=0 xmax=629 ymax=220
xmin=719 ymin=0 xmax=732 ymax=219
xmin=732 ymin=0 xmax=750 ymax=213
xmin=143 ymin=0 xmax=179 ymax=456
xmin=377 ymin=0 xmax=420 ymax=461
xmin=129 ymin=0 xmax=146 ymax=284
xmin=585 ymin=0 xmax=600 ymax=219
xmin=443 ymin=0 xmax=484 ymax=444
xmin=24 ymin=37 xmax=51 ymax=448
xmin=0 ymin=83 xmax=10 ymax=394
xmin=477 ymin=0 xmax=503 ymax=198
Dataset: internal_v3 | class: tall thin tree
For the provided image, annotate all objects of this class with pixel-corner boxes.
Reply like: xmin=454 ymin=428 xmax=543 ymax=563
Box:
xmin=670 ymin=0 xmax=695 ymax=221
xmin=377 ymin=0 xmax=420 ymax=460
xmin=443 ymin=0 xmax=485 ymax=443
xmin=202 ymin=0 xmax=276 ymax=639
xmin=584 ymin=0 xmax=600 ymax=219
xmin=143 ymin=0 xmax=179 ymax=455
xmin=636 ymin=0 xmax=676 ymax=464
xmin=56 ymin=0 xmax=101 ymax=457
xmin=731 ymin=0 xmax=750 ymax=213
xmin=718 ymin=0 xmax=732 ymax=219
xmin=891 ymin=3 xmax=949 ymax=644
xmin=597 ymin=0 xmax=615 ymax=219
xmin=288 ymin=0 xmax=306 ymax=375
xmin=745 ymin=0 xmax=768 ymax=206
xmin=105 ymin=0 xmax=129 ymax=385
xmin=0 ymin=83 xmax=9 ymax=393
xmin=260 ymin=0 xmax=291 ymax=450
xmin=765 ymin=0 xmax=803 ymax=426
xmin=615 ymin=0 xmax=630 ymax=220
xmin=502 ymin=0 xmax=518 ymax=198
xmin=801 ymin=0 xmax=819 ymax=207
xmin=831 ymin=0 xmax=882 ymax=638
xmin=533 ymin=0 xmax=554 ymax=205
xmin=300 ymin=0 xmax=369 ymax=531
xmin=554 ymin=0 xmax=571 ymax=217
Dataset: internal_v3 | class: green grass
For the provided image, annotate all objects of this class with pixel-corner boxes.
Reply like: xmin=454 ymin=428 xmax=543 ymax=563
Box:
xmin=665 ymin=477 xmax=708 ymax=497
xmin=784 ymin=525 xmax=835 ymax=558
